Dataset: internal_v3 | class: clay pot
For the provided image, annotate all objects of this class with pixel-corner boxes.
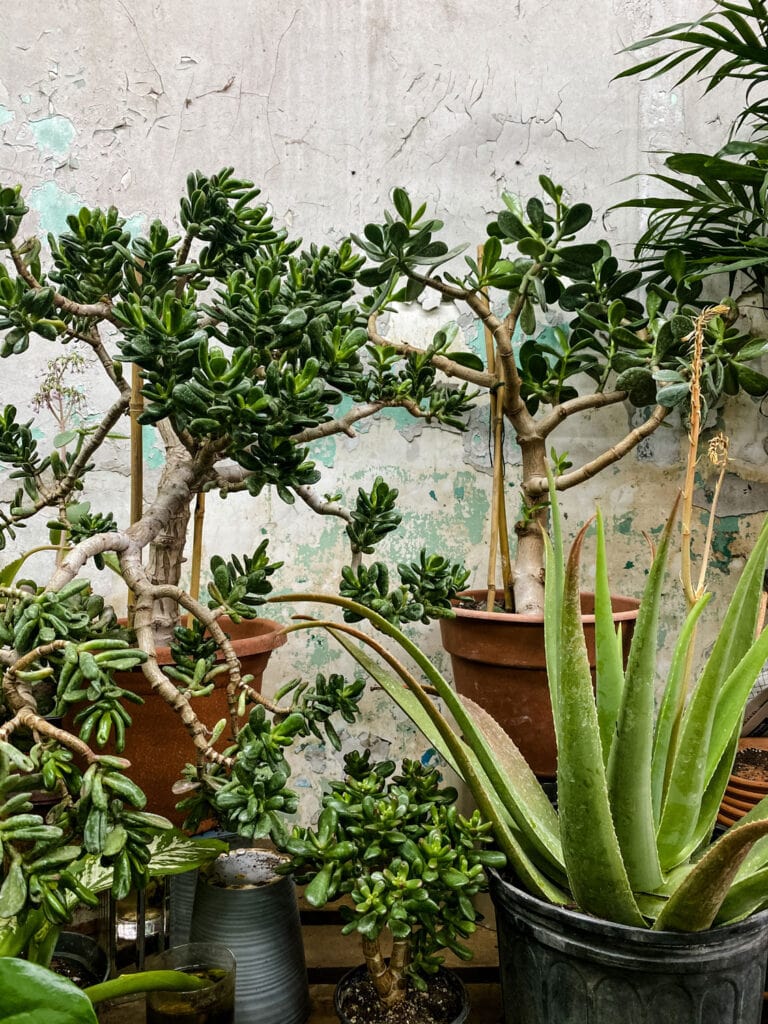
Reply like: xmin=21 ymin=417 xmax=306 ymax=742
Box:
xmin=68 ymin=616 xmax=286 ymax=824
xmin=439 ymin=591 xmax=640 ymax=778
xmin=719 ymin=737 xmax=768 ymax=826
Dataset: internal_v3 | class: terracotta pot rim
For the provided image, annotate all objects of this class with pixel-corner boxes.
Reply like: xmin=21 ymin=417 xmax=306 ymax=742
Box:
xmin=119 ymin=615 xmax=286 ymax=666
xmin=449 ymin=589 xmax=640 ymax=626
xmin=727 ymin=777 xmax=768 ymax=795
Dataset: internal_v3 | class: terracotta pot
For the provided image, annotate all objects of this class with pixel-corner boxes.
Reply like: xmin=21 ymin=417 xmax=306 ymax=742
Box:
xmin=69 ymin=616 xmax=286 ymax=824
xmin=719 ymin=738 xmax=768 ymax=826
xmin=439 ymin=591 xmax=640 ymax=778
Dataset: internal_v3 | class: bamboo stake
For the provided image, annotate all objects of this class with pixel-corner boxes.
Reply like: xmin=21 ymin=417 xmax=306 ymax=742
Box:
xmin=478 ymin=246 xmax=513 ymax=611
xmin=128 ymin=364 xmax=144 ymax=615
xmin=187 ymin=492 xmax=206 ymax=627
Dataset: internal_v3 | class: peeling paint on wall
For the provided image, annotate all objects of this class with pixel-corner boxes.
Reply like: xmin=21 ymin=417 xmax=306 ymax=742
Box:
xmin=0 ymin=106 xmax=14 ymax=128
xmin=26 ymin=181 xmax=83 ymax=237
xmin=29 ymin=115 xmax=76 ymax=156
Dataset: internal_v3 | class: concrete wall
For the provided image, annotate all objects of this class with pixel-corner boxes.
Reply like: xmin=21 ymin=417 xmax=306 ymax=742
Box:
xmin=2 ymin=1 xmax=766 ymax=816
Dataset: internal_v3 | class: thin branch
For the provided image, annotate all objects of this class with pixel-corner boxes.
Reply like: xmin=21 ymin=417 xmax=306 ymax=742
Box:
xmin=291 ymin=402 xmax=386 ymax=443
xmin=367 ymin=315 xmax=495 ymax=390
xmin=293 ymin=485 xmax=353 ymax=524
xmin=0 ymin=706 xmax=103 ymax=763
xmin=526 ymin=404 xmax=669 ymax=497
xmin=536 ymin=390 xmax=631 ymax=438
xmin=9 ymin=243 xmax=115 ymax=322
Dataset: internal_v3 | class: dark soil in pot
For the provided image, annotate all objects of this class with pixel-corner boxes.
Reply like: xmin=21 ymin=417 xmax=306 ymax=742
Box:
xmin=49 ymin=931 xmax=109 ymax=988
xmin=334 ymin=965 xmax=469 ymax=1024
xmin=734 ymin=745 xmax=768 ymax=783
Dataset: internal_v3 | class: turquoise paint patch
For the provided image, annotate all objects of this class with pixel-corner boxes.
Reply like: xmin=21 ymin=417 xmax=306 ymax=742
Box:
xmin=613 ymin=514 xmax=633 ymax=536
xmin=454 ymin=484 xmax=464 ymax=500
xmin=710 ymin=514 xmax=739 ymax=569
xmin=310 ymin=434 xmax=336 ymax=469
xmin=27 ymin=181 xmax=82 ymax=237
xmin=141 ymin=425 xmax=165 ymax=469
xmin=428 ymin=490 xmax=437 ymax=501
xmin=123 ymin=213 xmax=147 ymax=239
xmin=0 ymin=106 xmax=13 ymax=127
xmin=29 ymin=115 xmax=76 ymax=156
xmin=624 ymin=561 xmax=634 ymax=570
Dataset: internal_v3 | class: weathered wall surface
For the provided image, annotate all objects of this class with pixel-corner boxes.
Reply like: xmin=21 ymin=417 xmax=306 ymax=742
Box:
xmin=1 ymin=1 xmax=766 ymax=815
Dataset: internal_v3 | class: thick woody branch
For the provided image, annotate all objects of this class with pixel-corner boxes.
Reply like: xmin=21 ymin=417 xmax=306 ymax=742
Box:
xmin=526 ymin=404 xmax=670 ymax=497
xmin=47 ymin=531 xmax=136 ymax=592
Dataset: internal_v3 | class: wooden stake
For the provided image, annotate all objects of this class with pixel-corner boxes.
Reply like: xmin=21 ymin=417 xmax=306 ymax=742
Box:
xmin=478 ymin=246 xmax=513 ymax=611
xmin=128 ymin=365 xmax=144 ymax=614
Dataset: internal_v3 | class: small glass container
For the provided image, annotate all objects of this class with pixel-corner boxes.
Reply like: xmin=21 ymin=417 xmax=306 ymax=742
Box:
xmin=145 ymin=941 xmax=236 ymax=1024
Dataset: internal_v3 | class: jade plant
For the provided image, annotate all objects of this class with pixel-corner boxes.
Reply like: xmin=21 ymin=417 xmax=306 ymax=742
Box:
xmin=353 ymin=182 xmax=768 ymax=617
xmin=272 ymin=470 xmax=768 ymax=929
xmin=0 ymin=738 xmax=225 ymax=964
xmin=283 ymin=752 xmax=504 ymax=1010
xmin=0 ymin=169 xmax=474 ymax=946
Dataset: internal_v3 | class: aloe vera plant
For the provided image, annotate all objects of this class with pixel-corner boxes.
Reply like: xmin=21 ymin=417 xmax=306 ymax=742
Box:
xmin=273 ymin=486 xmax=768 ymax=928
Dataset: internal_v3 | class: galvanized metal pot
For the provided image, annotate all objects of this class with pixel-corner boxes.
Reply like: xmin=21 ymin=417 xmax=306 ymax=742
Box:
xmin=189 ymin=847 xmax=310 ymax=1024
xmin=490 ymin=869 xmax=768 ymax=1024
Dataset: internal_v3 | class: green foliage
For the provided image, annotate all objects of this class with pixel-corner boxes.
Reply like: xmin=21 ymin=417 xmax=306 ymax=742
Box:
xmin=206 ymin=541 xmax=283 ymax=622
xmin=339 ymin=551 xmax=470 ymax=626
xmin=176 ymin=676 xmax=365 ymax=841
xmin=281 ymin=491 xmax=768 ymax=930
xmin=285 ymin=754 xmax=504 ymax=989
xmin=618 ymin=2 xmax=768 ymax=295
xmin=359 ymin=182 xmax=767 ymax=422
xmin=346 ymin=477 xmax=402 ymax=555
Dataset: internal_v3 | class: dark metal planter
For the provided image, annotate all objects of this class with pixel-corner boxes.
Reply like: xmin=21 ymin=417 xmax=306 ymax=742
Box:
xmin=189 ymin=848 xmax=309 ymax=1024
xmin=333 ymin=964 xmax=470 ymax=1024
xmin=489 ymin=869 xmax=768 ymax=1024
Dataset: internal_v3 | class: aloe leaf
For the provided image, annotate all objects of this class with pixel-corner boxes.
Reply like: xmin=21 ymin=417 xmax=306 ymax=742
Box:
xmin=654 ymin=819 xmax=768 ymax=931
xmin=714 ymin=866 xmax=768 ymax=925
xmin=543 ymin=469 xmax=564 ymax=720
xmin=684 ymin=732 xmax=739 ymax=862
xmin=657 ymin=514 xmax=768 ymax=870
xmin=459 ymin=695 xmax=563 ymax=871
xmin=607 ymin=503 xmax=679 ymax=892
xmin=556 ymin=523 xmax=645 ymax=926
xmin=325 ymin=624 xmax=565 ymax=879
xmin=651 ymin=593 xmax=712 ymax=822
xmin=317 ymin=623 xmax=568 ymax=904
xmin=658 ymin=619 xmax=768 ymax=869
xmin=594 ymin=509 xmax=626 ymax=766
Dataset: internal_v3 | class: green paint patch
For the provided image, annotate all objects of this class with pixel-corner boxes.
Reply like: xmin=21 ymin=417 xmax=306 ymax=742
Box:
xmin=27 ymin=181 xmax=83 ymax=237
xmin=310 ymin=435 xmax=336 ymax=469
xmin=710 ymin=514 xmax=739 ymax=570
xmin=428 ymin=490 xmax=437 ymax=501
xmin=613 ymin=513 xmax=633 ymax=536
xmin=0 ymin=105 xmax=13 ymax=127
xmin=29 ymin=115 xmax=76 ymax=156
xmin=123 ymin=213 xmax=147 ymax=239
xmin=141 ymin=425 xmax=165 ymax=469
xmin=624 ymin=561 xmax=634 ymax=570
